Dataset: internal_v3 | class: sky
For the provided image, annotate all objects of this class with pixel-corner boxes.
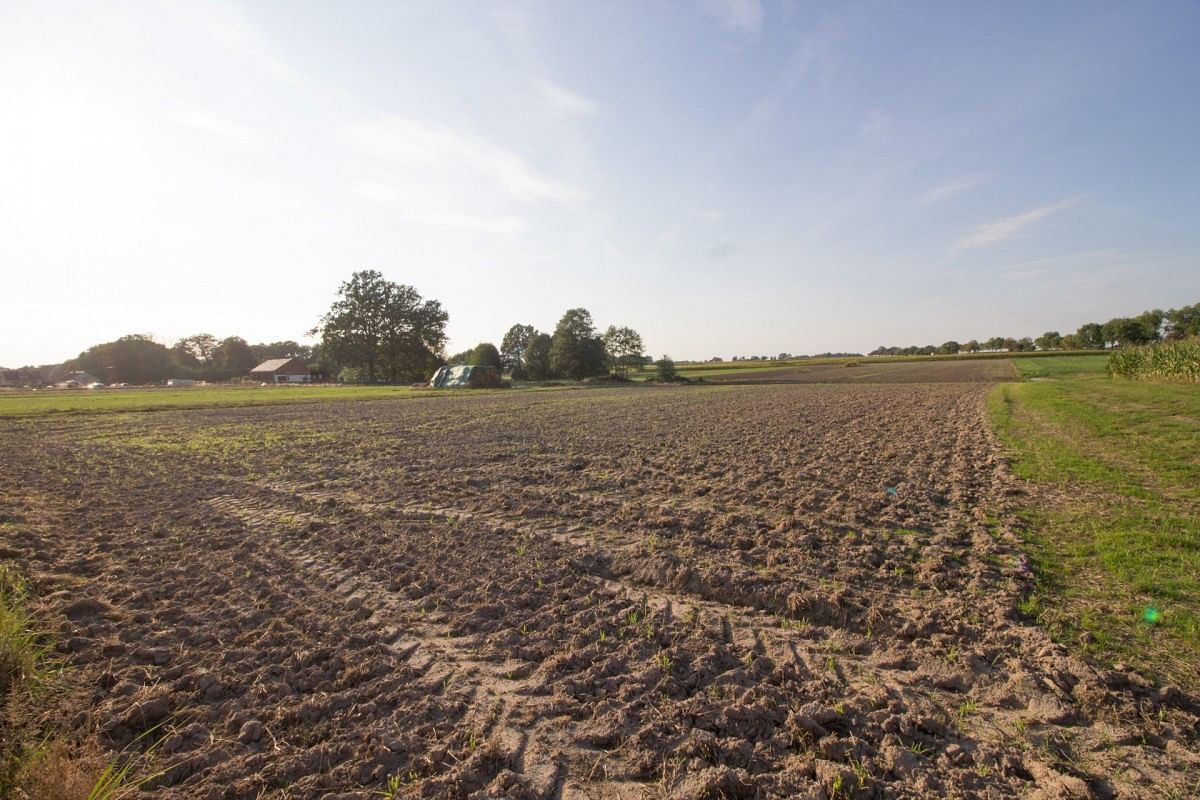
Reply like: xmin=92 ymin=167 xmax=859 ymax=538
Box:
xmin=2 ymin=0 xmax=1199 ymax=366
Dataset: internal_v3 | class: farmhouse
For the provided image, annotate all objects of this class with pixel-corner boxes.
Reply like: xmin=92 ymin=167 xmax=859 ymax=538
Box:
xmin=250 ymin=357 xmax=311 ymax=383
xmin=51 ymin=370 xmax=101 ymax=388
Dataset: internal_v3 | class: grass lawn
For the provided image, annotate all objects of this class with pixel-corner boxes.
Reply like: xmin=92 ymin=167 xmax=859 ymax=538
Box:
xmin=989 ymin=355 xmax=1200 ymax=688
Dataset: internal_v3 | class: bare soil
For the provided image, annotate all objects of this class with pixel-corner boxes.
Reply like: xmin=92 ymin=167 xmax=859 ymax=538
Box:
xmin=1 ymin=381 xmax=1196 ymax=798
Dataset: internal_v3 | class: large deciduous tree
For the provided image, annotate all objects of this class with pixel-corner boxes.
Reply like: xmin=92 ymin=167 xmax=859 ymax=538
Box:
xmin=173 ymin=333 xmax=218 ymax=367
xmin=70 ymin=334 xmax=176 ymax=384
xmin=251 ymin=340 xmax=313 ymax=362
xmin=211 ymin=336 xmax=259 ymax=379
xmin=311 ymin=270 xmax=448 ymax=383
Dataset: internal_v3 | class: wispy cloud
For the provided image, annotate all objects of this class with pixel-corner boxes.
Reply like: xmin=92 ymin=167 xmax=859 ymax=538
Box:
xmin=920 ymin=173 xmax=989 ymax=205
xmin=701 ymin=0 xmax=764 ymax=36
xmin=355 ymin=180 xmax=528 ymax=235
xmin=535 ymin=79 xmax=597 ymax=117
xmin=163 ymin=0 xmax=291 ymax=78
xmin=744 ymin=41 xmax=820 ymax=130
xmin=956 ymin=198 xmax=1079 ymax=250
xmin=169 ymin=108 xmax=259 ymax=142
xmin=348 ymin=115 xmax=586 ymax=205
xmin=858 ymin=108 xmax=892 ymax=137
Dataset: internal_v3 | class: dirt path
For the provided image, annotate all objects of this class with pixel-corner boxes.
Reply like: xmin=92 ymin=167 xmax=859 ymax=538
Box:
xmin=2 ymin=383 xmax=1197 ymax=798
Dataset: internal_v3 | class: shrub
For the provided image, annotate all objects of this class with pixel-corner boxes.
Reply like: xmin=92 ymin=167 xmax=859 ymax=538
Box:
xmin=655 ymin=358 xmax=677 ymax=382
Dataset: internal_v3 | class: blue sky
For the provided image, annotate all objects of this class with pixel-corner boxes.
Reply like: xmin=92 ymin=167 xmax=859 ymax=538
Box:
xmin=2 ymin=0 xmax=1198 ymax=365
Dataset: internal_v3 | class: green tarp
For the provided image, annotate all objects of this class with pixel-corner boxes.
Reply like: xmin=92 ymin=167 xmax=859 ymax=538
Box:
xmin=429 ymin=365 xmax=501 ymax=389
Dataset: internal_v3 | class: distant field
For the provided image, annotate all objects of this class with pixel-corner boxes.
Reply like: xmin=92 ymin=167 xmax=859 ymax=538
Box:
xmin=0 ymin=385 xmax=440 ymax=418
xmin=670 ymin=349 xmax=1103 ymax=373
xmin=685 ymin=358 xmax=1017 ymax=384
xmin=991 ymin=353 xmax=1200 ymax=688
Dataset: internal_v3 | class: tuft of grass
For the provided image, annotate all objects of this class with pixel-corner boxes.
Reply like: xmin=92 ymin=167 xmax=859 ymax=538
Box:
xmin=988 ymin=365 xmax=1200 ymax=689
xmin=0 ymin=564 xmax=51 ymax=696
xmin=5 ymin=733 xmax=166 ymax=800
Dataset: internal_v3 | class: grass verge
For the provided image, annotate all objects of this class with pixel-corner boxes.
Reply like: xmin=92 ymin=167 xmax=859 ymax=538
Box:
xmin=989 ymin=357 xmax=1200 ymax=689
xmin=0 ymin=564 xmax=51 ymax=696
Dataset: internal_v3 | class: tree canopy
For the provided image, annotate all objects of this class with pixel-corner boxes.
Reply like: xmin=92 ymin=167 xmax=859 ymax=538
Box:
xmin=69 ymin=334 xmax=177 ymax=384
xmin=603 ymin=325 xmax=646 ymax=376
xmin=312 ymin=270 xmax=447 ymax=382
xmin=524 ymin=333 xmax=553 ymax=380
xmin=549 ymin=308 xmax=607 ymax=379
xmin=500 ymin=324 xmax=537 ymax=376
xmin=469 ymin=342 xmax=502 ymax=371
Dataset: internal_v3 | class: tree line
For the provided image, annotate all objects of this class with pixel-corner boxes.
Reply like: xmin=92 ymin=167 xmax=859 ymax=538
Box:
xmin=64 ymin=334 xmax=329 ymax=384
xmin=311 ymin=271 xmax=650 ymax=383
xmin=51 ymin=270 xmax=653 ymax=385
xmin=869 ymin=302 xmax=1199 ymax=357
xmin=448 ymin=311 xmax=647 ymax=381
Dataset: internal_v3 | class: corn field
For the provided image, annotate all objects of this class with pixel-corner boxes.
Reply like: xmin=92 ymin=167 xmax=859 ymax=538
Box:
xmin=1107 ymin=337 xmax=1200 ymax=382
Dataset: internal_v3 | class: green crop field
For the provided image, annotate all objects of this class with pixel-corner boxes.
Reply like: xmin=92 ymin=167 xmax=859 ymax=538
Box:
xmin=990 ymin=355 xmax=1200 ymax=688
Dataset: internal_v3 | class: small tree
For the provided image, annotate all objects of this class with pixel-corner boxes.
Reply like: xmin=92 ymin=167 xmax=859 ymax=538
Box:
xmin=937 ymin=341 xmax=960 ymax=355
xmin=500 ymin=324 xmax=537 ymax=377
xmin=1076 ymin=322 xmax=1105 ymax=349
xmin=1035 ymin=331 xmax=1063 ymax=351
xmin=655 ymin=356 xmax=677 ymax=381
xmin=469 ymin=342 xmax=502 ymax=370
xmin=549 ymin=308 xmax=607 ymax=379
xmin=602 ymin=325 xmax=645 ymax=377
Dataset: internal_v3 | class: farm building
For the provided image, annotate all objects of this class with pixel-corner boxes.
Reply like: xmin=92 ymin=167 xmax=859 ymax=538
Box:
xmin=51 ymin=370 xmax=101 ymax=388
xmin=250 ymin=357 xmax=311 ymax=383
xmin=0 ymin=368 xmax=44 ymax=387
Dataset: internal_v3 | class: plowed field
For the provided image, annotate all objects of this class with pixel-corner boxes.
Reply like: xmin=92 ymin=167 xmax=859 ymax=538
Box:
xmin=2 ymin=380 xmax=1196 ymax=798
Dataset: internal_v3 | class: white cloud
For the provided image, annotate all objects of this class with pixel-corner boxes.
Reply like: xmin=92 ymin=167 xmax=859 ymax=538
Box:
xmin=169 ymin=108 xmax=259 ymax=142
xmin=355 ymin=180 xmax=528 ymax=235
xmin=535 ymin=79 xmax=597 ymax=117
xmin=745 ymin=39 xmax=824 ymax=130
xmin=920 ymin=173 xmax=989 ymax=205
xmin=701 ymin=0 xmax=764 ymax=36
xmin=348 ymin=115 xmax=586 ymax=205
xmin=956 ymin=198 xmax=1079 ymax=250
xmin=858 ymin=108 xmax=892 ymax=137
